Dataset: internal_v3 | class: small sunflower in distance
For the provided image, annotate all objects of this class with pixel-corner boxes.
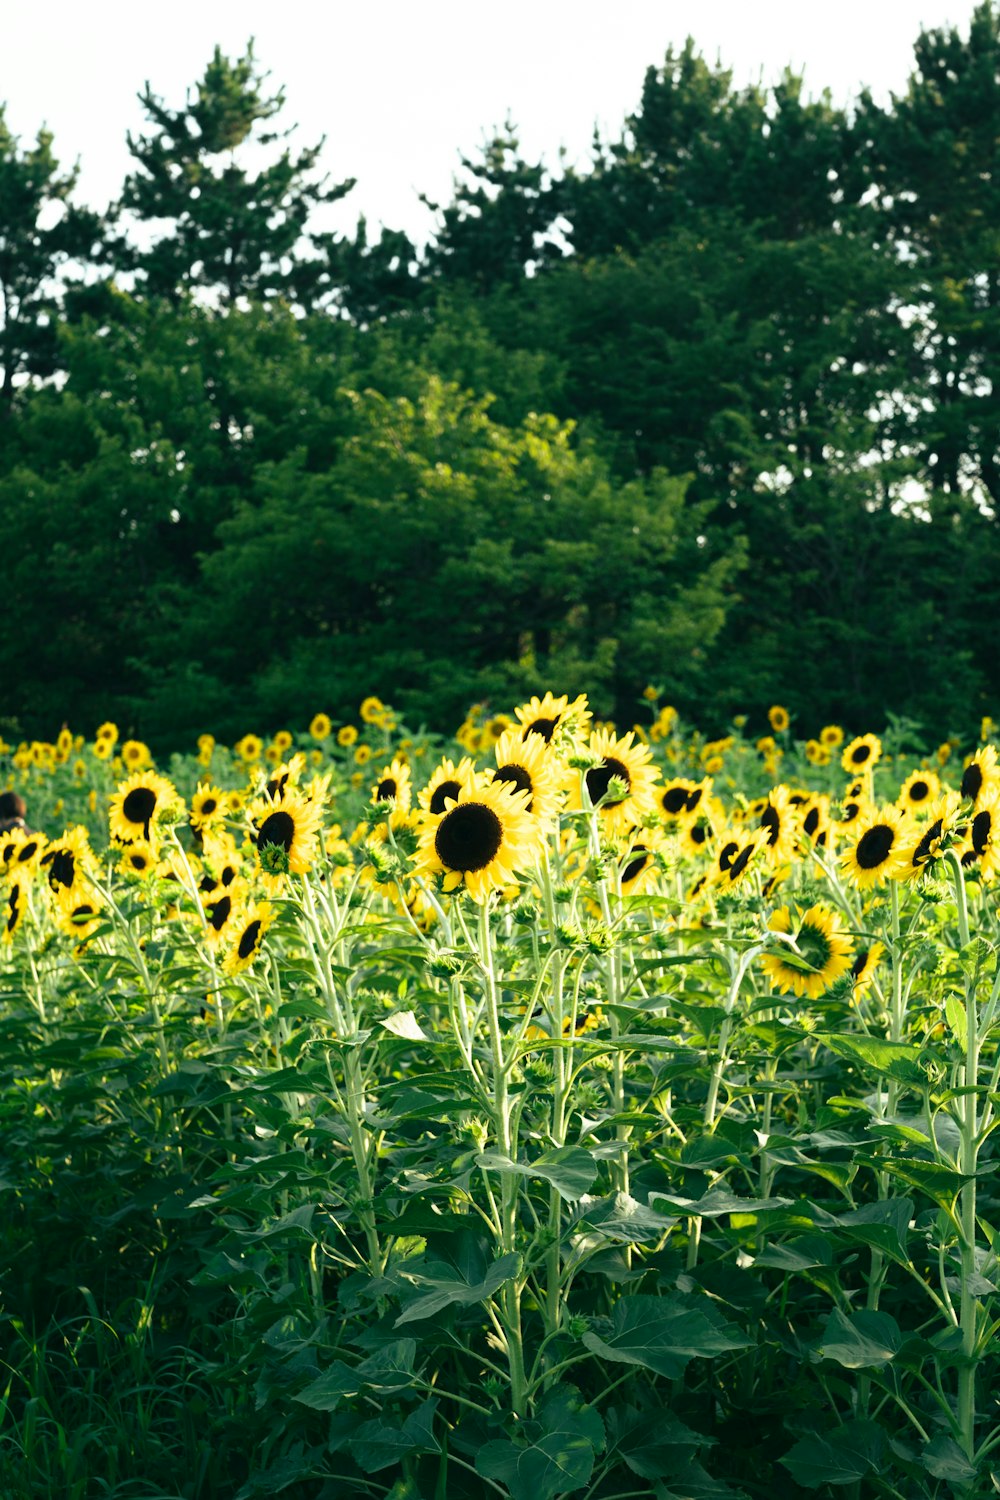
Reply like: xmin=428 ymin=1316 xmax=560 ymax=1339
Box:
xmin=222 ymin=899 xmax=274 ymax=976
xmin=760 ymin=904 xmax=854 ymax=1000
xmin=842 ymin=733 xmax=882 ymax=775
xmin=190 ymin=782 xmax=227 ymax=834
xmin=309 ymin=712 xmax=332 ymax=742
xmin=109 ymin=770 xmax=180 ymax=846
xmin=841 ymin=804 xmax=911 ymax=889
xmin=768 ymin=705 xmax=790 ymax=733
xmin=412 ymin=772 xmax=543 ymax=903
xmin=897 ymin=768 xmax=941 ymax=816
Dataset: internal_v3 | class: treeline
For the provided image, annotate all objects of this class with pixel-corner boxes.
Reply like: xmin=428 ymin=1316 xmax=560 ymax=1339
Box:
xmin=2 ymin=6 xmax=1000 ymax=748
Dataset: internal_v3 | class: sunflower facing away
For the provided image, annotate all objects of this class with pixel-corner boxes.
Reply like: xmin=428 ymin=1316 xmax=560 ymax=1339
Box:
xmin=760 ymin=904 xmax=854 ymax=1000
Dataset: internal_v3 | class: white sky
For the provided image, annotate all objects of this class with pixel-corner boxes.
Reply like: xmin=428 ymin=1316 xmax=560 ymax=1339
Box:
xmin=0 ymin=0 xmax=975 ymax=246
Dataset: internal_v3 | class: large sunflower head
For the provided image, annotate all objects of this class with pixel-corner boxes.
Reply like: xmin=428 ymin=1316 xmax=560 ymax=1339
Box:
xmin=0 ymin=827 xmax=45 ymax=878
xmin=711 ymin=828 xmax=766 ymax=890
xmin=759 ymin=903 xmax=854 ymax=1000
xmin=488 ymin=728 xmax=564 ymax=824
xmin=412 ymin=770 xmax=544 ymax=904
xmin=900 ymin=790 xmax=963 ymax=882
xmin=248 ymin=786 xmax=322 ymax=884
xmin=109 ymin=770 xmax=181 ymax=846
xmin=569 ymin=728 xmax=659 ymax=836
xmin=840 ymin=804 xmax=912 ymax=889
xmin=959 ymin=786 xmax=1000 ymax=880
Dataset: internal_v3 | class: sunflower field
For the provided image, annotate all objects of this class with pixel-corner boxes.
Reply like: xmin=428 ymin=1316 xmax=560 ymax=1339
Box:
xmin=1 ymin=693 xmax=1000 ymax=1499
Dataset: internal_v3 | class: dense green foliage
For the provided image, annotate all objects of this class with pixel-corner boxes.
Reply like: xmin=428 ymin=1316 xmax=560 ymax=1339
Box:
xmin=2 ymin=11 xmax=1000 ymax=746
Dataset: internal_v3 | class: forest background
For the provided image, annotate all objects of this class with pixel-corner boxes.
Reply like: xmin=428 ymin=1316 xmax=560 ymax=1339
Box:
xmin=2 ymin=2 xmax=999 ymax=751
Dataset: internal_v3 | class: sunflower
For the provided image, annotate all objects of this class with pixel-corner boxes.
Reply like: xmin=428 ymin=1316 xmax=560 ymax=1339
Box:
xmin=712 ymin=829 xmax=766 ymax=889
xmin=768 ymin=705 xmax=790 ymax=733
xmin=222 ymin=900 xmax=274 ymax=976
xmin=371 ymin=757 xmax=413 ymax=812
xmin=842 ymin=734 xmax=882 ymax=774
xmin=617 ymin=827 xmax=669 ymax=896
xmin=203 ymin=880 xmax=246 ymax=948
xmin=337 ymin=724 xmax=359 ymax=748
xmin=840 ymin=804 xmax=912 ymax=889
xmin=92 ymin=736 xmax=115 ymax=761
xmin=820 ymin=724 xmax=845 ymax=749
xmin=488 ymin=729 xmax=564 ymax=823
xmin=513 ymin=692 xmax=591 ymax=750
xmin=190 ymin=782 xmax=227 ymax=833
xmin=897 ymin=768 xmax=941 ymax=816
xmin=264 ymin=753 xmax=307 ymax=803
xmin=235 ymin=733 xmax=263 ymax=765
xmin=569 ymin=728 xmax=659 ymax=837
xmin=248 ymin=787 xmax=323 ymax=883
xmin=2 ymin=877 xmax=28 ymax=943
xmin=960 ymin=745 xmax=1000 ymax=808
xmin=309 ymin=713 xmax=332 ymax=742
xmin=39 ymin=827 xmax=95 ymax=897
xmin=95 ymin=721 xmax=119 ymax=746
xmin=757 ymin=785 xmax=798 ymax=865
xmin=798 ymin=794 xmax=833 ymax=852
xmin=419 ymin=756 xmax=477 ymax=816
xmin=678 ymin=800 xmax=722 ymax=860
xmin=52 ymin=887 xmax=103 ymax=942
xmin=657 ymin=778 xmax=698 ymax=823
xmin=119 ymin=841 xmax=157 ymax=879
xmin=120 ymin=739 xmax=152 ymax=772
xmin=412 ymin=772 xmax=544 ymax=904
xmin=109 ymin=770 xmax=180 ymax=845
xmin=0 ymin=827 xmax=45 ymax=877
xmin=760 ymin=904 xmax=854 ymax=1000
xmin=851 ymin=942 xmax=885 ymax=1000
xmin=200 ymin=832 xmax=243 ymax=894
xmin=197 ymin=734 xmax=215 ymax=768
xmin=359 ymin=696 xmax=385 ymax=725
xmin=959 ymin=787 xmax=1000 ymax=880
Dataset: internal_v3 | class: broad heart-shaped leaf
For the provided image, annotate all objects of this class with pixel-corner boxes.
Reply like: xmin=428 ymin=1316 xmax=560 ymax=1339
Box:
xmin=605 ymin=1405 xmax=710 ymax=1479
xmin=781 ymin=1421 xmax=884 ymax=1488
xmin=347 ymin=1397 xmax=440 ymax=1472
xmin=654 ymin=1459 xmax=749 ymax=1498
xmin=920 ymin=1434 xmax=977 ymax=1483
xmin=476 ymin=1146 xmax=597 ymax=1201
xmin=818 ymin=1033 xmax=926 ymax=1084
xmin=581 ymin=1294 xmax=750 ymax=1378
xmin=811 ymin=1309 xmax=902 ymax=1369
xmin=379 ymin=1010 xmax=430 ymax=1041
xmin=476 ymin=1386 xmax=604 ymax=1500
xmin=394 ymin=1245 xmax=521 ymax=1326
xmin=649 ymin=1187 xmax=792 ymax=1217
xmin=293 ymin=1339 xmax=417 ymax=1409
xmin=835 ymin=1198 xmax=914 ymax=1266
xmin=571 ymin=1192 xmax=678 ymax=1244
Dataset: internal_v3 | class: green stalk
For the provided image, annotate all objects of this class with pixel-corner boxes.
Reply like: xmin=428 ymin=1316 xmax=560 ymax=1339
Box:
xmin=478 ymin=897 xmax=528 ymax=1419
xmin=948 ymin=853 xmax=979 ymax=1474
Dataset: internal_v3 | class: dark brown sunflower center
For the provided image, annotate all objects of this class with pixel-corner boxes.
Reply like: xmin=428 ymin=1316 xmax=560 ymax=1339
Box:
xmin=851 ymin=948 xmax=872 ymax=978
xmin=851 ymin=743 xmax=872 ymax=765
xmin=961 ymin=763 xmax=983 ymax=801
xmin=130 ymin=852 xmax=149 ymax=871
xmin=912 ymin=817 xmax=944 ymax=868
xmin=661 ymin=786 xmax=689 ymax=815
xmin=6 ymin=887 xmax=19 ymax=932
xmin=526 ymin=716 xmax=557 ymax=742
xmin=803 ymin=807 xmax=820 ymax=837
xmin=221 ymin=864 xmax=237 ymax=887
xmin=434 ymin=802 xmax=504 ymax=873
xmin=123 ymin=786 xmax=157 ymax=833
xmin=972 ymin=809 xmax=993 ymax=855
xmin=727 ymin=843 xmax=756 ymax=881
xmin=686 ymin=787 xmax=704 ymax=812
xmin=429 ymin=780 xmax=461 ymax=816
xmin=622 ymin=846 xmax=649 ymax=884
xmin=44 ymin=848 xmax=75 ymax=889
xmin=586 ymin=757 xmax=631 ymax=807
xmin=200 ymin=798 xmax=218 ymax=817
xmin=717 ymin=839 xmax=739 ymax=873
xmin=689 ymin=822 xmax=708 ymax=845
xmin=266 ymin=774 xmax=289 ymax=801
xmin=1 ymin=845 xmax=13 ymax=866
xmin=759 ymin=804 xmax=780 ymax=846
xmin=375 ymin=778 xmax=398 ymax=803
xmin=238 ymin=919 xmax=263 ymax=959
xmin=495 ymin=764 xmax=533 ymax=809
xmin=257 ymin=810 xmax=295 ymax=853
xmin=856 ymin=824 xmax=894 ymax=869
xmin=908 ymin=780 xmax=930 ymax=802
xmin=208 ymin=895 xmax=232 ymax=931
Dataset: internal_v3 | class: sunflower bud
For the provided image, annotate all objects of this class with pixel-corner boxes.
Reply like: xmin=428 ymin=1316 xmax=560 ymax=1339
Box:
xmin=258 ymin=841 xmax=290 ymax=877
